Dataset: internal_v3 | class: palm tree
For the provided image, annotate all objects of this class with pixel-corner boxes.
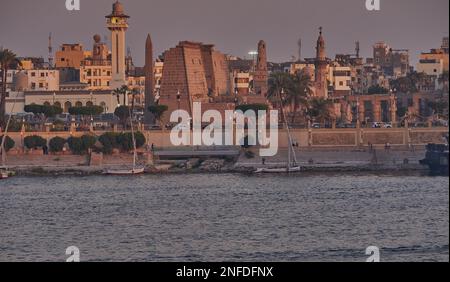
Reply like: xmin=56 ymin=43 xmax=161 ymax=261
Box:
xmin=112 ymin=85 xmax=129 ymax=107
xmin=130 ymin=87 xmax=140 ymax=112
xmin=307 ymin=97 xmax=334 ymax=126
xmin=285 ymin=72 xmax=312 ymax=123
xmin=0 ymin=49 xmax=20 ymax=129
xmin=268 ymin=71 xmax=292 ymax=103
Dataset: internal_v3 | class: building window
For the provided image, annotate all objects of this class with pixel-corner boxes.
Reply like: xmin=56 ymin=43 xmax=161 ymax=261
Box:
xmin=31 ymin=72 xmax=36 ymax=77
xmin=64 ymin=101 xmax=72 ymax=113
xmin=39 ymin=83 xmax=44 ymax=88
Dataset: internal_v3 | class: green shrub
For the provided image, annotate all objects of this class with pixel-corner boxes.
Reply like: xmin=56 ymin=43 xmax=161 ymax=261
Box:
xmin=49 ymin=137 xmax=66 ymax=153
xmin=67 ymin=137 xmax=84 ymax=155
xmin=24 ymin=135 xmax=47 ymax=149
xmin=0 ymin=135 xmax=15 ymax=152
xmin=81 ymin=135 xmax=97 ymax=151
xmin=99 ymin=132 xmax=121 ymax=154
xmin=67 ymin=135 xmax=97 ymax=155
xmin=117 ymin=131 xmax=146 ymax=152
xmin=98 ymin=132 xmax=146 ymax=154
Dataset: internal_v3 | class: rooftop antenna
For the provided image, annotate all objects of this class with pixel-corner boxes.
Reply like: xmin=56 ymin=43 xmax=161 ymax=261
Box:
xmin=355 ymin=41 xmax=360 ymax=58
xmin=297 ymin=38 xmax=302 ymax=61
xmin=48 ymin=32 xmax=54 ymax=68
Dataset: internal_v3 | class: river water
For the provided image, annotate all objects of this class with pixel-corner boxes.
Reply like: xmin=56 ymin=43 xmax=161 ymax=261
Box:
xmin=0 ymin=172 xmax=448 ymax=262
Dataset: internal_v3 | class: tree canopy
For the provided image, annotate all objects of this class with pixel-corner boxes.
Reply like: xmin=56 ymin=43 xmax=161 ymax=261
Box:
xmin=24 ymin=104 xmax=63 ymax=118
xmin=235 ymin=103 xmax=269 ymax=112
xmin=148 ymin=105 xmax=168 ymax=122
xmin=68 ymin=105 xmax=104 ymax=116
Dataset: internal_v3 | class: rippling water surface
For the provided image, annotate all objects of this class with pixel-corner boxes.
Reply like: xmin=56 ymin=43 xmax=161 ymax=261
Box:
xmin=0 ymin=173 xmax=448 ymax=262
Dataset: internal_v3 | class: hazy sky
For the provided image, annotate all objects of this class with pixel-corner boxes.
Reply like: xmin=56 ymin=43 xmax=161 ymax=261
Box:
xmin=0 ymin=0 xmax=448 ymax=66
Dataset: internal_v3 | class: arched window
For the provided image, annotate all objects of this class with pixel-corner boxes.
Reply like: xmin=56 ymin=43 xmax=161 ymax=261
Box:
xmin=64 ymin=101 xmax=72 ymax=113
xmin=86 ymin=101 xmax=94 ymax=107
xmin=75 ymin=101 xmax=83 ymax=107
xmin=54 ymin=101 xmax=61 ymax=109
xmin=43 ymin=101 xmax=50 ymax=106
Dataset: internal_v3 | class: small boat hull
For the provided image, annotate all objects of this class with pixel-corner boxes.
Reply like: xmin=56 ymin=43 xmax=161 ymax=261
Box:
xmin=255 ymin=166 xmax=302 ymax=173
xmin=0 ymin=172 xmax=8 ymax=179
xmin=104 ymin=167 xmax=145 ymax=175
xmin=420 ymin=143 xmax=449 ymax=175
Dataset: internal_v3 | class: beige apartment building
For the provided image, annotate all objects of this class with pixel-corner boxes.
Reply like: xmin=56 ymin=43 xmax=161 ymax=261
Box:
xmin=80 ymin=61 xmax=112 ymax=90
xmin=55 ymin=44 xmax=91 ymax=69
xmin=418 ymin=37 xmax=449 ymax=73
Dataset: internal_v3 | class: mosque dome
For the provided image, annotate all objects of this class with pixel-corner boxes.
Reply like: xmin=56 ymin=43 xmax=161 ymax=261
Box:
xmin=13 ymin=71 xmax=28 ymax=91
xmin=93 ymin=34 xmax=101 ymax=43
xmin=112 ymin=1 xmax=125 ymax=16
xmin=106 ymin=1 xmax=129 ymax=18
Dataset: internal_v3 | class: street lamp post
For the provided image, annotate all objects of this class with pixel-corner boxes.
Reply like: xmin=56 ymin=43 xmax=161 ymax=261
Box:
xmin=356 ymin=96 xmax=360 ymax=128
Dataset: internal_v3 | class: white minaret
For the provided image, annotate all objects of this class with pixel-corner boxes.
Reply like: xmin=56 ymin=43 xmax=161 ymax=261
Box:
xmin=106 ymin=1 xmax=129 ymax=90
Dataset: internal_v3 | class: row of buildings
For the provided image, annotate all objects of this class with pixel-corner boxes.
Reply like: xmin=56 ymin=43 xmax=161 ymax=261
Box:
xmin=3 ymin=1 xmax=449 ymax=126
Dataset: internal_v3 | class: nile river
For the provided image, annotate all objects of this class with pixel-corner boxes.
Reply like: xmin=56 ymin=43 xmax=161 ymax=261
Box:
xmin=0 ymin=173 xmax=448 ymax=262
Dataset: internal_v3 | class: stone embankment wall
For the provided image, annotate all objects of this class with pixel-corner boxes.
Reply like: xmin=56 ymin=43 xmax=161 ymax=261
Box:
xmin=4 ymin=127 xmax=448 ymax=153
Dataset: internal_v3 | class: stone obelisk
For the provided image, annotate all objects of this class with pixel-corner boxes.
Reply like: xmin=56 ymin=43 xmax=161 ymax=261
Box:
xmin=144 ymin=34 xmax=155 ymax=124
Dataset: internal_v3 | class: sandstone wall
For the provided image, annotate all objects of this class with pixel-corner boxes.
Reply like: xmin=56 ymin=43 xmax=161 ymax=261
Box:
xmin=4 ymin=127 xmax=448 ymax=151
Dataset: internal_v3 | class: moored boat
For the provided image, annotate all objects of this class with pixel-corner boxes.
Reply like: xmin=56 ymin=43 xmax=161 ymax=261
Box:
xmin=420 ymin=143 xmax=449 ymax=175
xmin=255 ymin=88 xmax=302 ymax=174
xmin=256 ymin=166 xmax=302 ymax=173
xmin=0 ymin=170 xmax=8 ymax=179
xmin=104 ymin=91 xmax=145 ymax=176
xmin=0 ymin=98 xmax=18 ymax=179
xmin=104 ymin=166 xmax=145 ymax=175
